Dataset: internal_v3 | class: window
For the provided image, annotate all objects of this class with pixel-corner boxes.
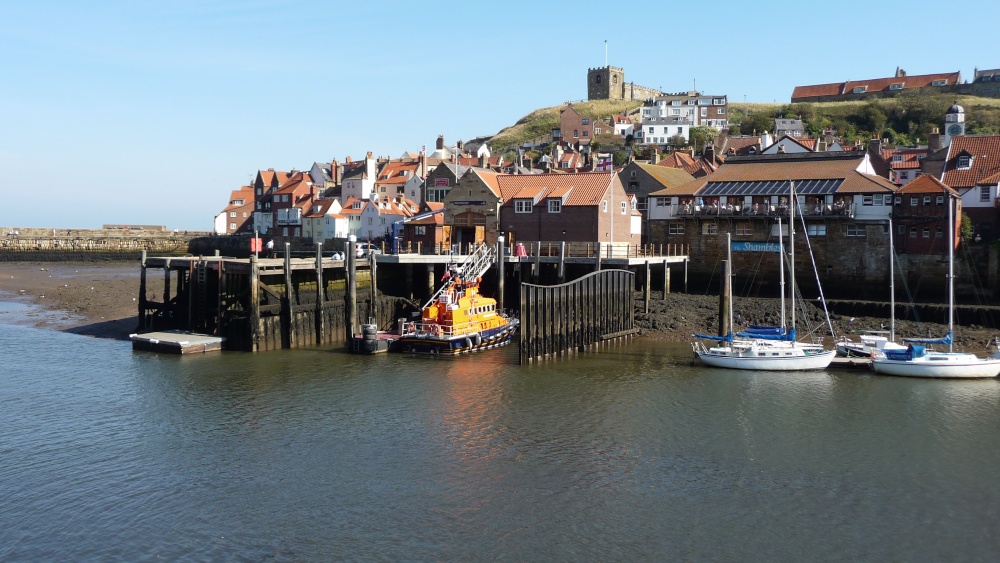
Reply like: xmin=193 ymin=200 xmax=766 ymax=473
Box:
xmin=414 ymin=225 xmax=426 ymax=236
xmin=910 ymin=196 xmax=919 ymax=206
xmin=243 ymin=212 xmax=248 ymax=218
xmin=909 ymin=227 xmax=917 ymax=238
xmin=892 ymin=155 xmax=904 ymax=163
xmin=603 ymin=201 xmax=608 ymax=212
xmin=922 ymin=228 xmax=930 ymax=238
xmin=958 ymin=155 xmax=971 ymax=169
xmin=807 ymin=224 xmax=827 ymax=236
xmin=932 ymin=80 xmax=947 ymax=86
xmin=847 ymin=224 xmax=865 ymax=237
xmin=863 ymin=195 xmax=873 ymax=206
xmin=736 ymin=222 xmax=752 ymax=236
xmin=367 ymin=217 xmax=373 ymax=225
xmin=884 ymin=195 xmax=894 ymax=205
xmin=668 ymin=222 xmax=684 ymax=235
xmin=515 ymin=199 xmax=533 ymax=213
xmin=714 ymin=98 xmax=725 ymax=105
xmin=936 ymin=195 xmax=944 ymax=205
xmin=573 ymin=129 xmax=579 ymax=138
xmin=889 ymin=83 xmax=904 ymax=91
xmin=672 ymin=109 xmax=680 ymax=115
xmin=671 ymin=100 xmax=680 ymax=106
xmin=852 ymin=86 xmax=868 ymax=93
xmin=621 ymin=201 xmax=627 ymax=214
xmin=582 ymin=130 xmax=589 ymax=137
xmin=899 ymin=171 xmax=909 ymax=180
xmin=898 ymin=224 xmax=906 ymax=235
xmin=230 ymin=223 xmax=236 ymax=230
xmin=230 ymin=211 xmax=237 ymax=217
xmin=676 ymin=127 xmax=683 ymax=134
xmin=981 ymin=186 xmax=991 ymax=202
xmin=703 ymin=222 xmax=718 ymax=235
xmin=700 ymin=107 xmax=707 ymax=117
xmin=936 ymin=227 xmax=943 ymax=238
xmin=582 ymin=118 xmax=590 ymax=125
xmin=548 ymin=199 xmax=561 ymax=213
xmin=923 ymin=196 xmax=931 ymax=205
xmin=894 ymin=196 xmax=901 ymax=205
xmin=718 ymin=108 xmax=726 ymax=114
xmin=873 ymin=195 xmax=883 ymax=206
xmin=648 ymin=127 xmax=654 ymax=134
xmin=656 ymin=197 xmax=667 ymax=207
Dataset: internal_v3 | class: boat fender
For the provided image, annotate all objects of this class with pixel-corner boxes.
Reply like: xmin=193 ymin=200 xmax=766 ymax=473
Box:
xmin=464 ymin=337 xmax=473 ymax=349
xmin=417 ymin=330 xmax=428 ymax=338
xmin=472 ymin=333 xmax=482 ymax=346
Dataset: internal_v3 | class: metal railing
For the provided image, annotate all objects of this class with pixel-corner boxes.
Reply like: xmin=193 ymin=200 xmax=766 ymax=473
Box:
xmin=672 ymin=202 xmax=855 ymax=219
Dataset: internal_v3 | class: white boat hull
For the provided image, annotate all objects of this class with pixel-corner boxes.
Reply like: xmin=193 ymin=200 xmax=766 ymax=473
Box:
xmin=696 ymin=348 xmax=836 ymax=371
xmin=871 ymin=354 xmax=1000 ymax=379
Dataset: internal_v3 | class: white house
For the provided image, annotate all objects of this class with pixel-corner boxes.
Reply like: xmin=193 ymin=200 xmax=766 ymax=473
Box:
xmin=341 ymin=153 xmax=378 ymax=201
xmin=641 ymin=115 xmax=692 ymax=146
xmin=356 ymin=197 xmax=419 ymax=241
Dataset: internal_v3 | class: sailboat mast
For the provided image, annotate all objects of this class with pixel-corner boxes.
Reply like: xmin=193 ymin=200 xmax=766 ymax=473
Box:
xmin=789 ymin=181 xmax=795 ymax=333
xmin=778 ymin=217 xmax=785 ymax=331
xmin=948 ymin=194 xmax=954 ymax=353
xmin=889 ymin=217 xmax=895 ymax=343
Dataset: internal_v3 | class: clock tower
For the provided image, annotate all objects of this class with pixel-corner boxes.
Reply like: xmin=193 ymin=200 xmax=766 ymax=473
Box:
xmin=943 ymin=100 xmax=965 ymax=146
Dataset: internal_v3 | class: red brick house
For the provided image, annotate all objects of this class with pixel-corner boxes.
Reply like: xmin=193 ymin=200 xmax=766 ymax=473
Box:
xmin=496 ymin=172 xmax=636 ymax=246
xmin=219 ymin=186 xmax=255 ymax=235
xmin=892 ymin=175 xmax=961 ymax=255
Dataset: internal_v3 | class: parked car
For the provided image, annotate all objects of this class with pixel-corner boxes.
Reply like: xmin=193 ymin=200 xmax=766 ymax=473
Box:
xmin=354 ymin=242 xmax=382 ymax=257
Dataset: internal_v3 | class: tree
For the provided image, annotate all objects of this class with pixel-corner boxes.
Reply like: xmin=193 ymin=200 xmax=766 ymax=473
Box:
xmin=961 ymin=212 xmax=974 ymax=242
xmin=689 ymin=126 xmax=719 ymax=154
xmin=669 ymin=134 xmax=687 ymax=147
xmin=739 ymin=112 xmax=773 ymax=135
xmin=612 ymin=150 xmax=628 ymax=166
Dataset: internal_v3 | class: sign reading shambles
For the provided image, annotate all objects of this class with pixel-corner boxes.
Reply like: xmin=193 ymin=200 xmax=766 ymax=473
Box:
xmin=732 ymin=241 xmax=780 ymax=253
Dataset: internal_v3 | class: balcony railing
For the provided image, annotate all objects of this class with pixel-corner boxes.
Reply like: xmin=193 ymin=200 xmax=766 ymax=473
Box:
xmin=672 ymin=202 xmax=855 ymax=219
xmin=391 ymin=240 xmax=689 ymax=259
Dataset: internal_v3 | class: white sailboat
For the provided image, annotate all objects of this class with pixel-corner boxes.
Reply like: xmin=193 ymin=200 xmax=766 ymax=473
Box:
xmin=836 ymin=217 xmax=907 ymax=358
xmin=693 ymin=189 xmax=836 ymax=371
xmin=871 ymin=196 xmax=1000 ymax=378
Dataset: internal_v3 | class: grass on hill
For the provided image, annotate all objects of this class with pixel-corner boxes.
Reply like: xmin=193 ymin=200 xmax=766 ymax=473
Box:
xmin=484 ymin=93 xmax=1000 ymax=153
xmin=489 ymin=100 xmax=642 ymax=152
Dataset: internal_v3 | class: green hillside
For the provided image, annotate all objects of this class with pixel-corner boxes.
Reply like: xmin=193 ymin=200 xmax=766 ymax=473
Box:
xmin=484 ymin=92 xmax=1000 ymax=151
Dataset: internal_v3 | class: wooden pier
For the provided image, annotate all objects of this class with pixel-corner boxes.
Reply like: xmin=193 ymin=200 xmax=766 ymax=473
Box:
xmin=519 ymin=269 xmax=637 ymax=364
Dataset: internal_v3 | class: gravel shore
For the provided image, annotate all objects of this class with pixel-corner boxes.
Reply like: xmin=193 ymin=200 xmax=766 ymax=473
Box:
xmin=1 ymin=262 xmax=997 ymax=353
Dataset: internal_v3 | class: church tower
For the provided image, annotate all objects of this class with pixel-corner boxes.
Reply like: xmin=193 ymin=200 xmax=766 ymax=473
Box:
xmin=587 ymin=66 xmax=625 ymax=100
xmin=944 ymin=100 xmax=965 ymax=146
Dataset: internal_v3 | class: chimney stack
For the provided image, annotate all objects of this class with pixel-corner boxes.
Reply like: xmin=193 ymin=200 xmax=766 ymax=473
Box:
xmin=436 ymin=135 xmax=445 ymax=150
xmin=929 ymin=127 xmax=944 ymax=152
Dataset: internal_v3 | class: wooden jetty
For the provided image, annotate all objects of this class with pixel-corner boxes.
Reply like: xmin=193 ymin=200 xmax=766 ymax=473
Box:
xmin=136 ymin=240 xmax=690 ymax=354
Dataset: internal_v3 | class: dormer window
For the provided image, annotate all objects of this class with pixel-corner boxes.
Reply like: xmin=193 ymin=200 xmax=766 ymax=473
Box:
xmin=353 ymin=202 xmax=362 ymax=209
xmin=957 ymin=155 xmax=972 ymax=169
xmin=932 ymin=80 xmax=947 ymax=86
xmin=233 ymin=199 xmax=244 ymax=205
xmin=889 ymin=83 xmax=904 ymax=91
xmin=515 ymin=199 xmax=533 ymax=213
xmin=892 ymin=155 xmax=904 ymax=163
xmin=548 ymin=199 xmax=561 ymax=213
xmin=852 ymin=86 xmax=868 ymax=94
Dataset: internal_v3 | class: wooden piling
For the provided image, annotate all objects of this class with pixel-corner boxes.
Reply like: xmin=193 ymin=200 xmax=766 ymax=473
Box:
xmin=250 ymin=254 xmax=260 ymax=352
xmin=719 ymin=259 xmax=730 ymax=337
xmin=644 ymin=260 xmax=650 ymax=313
xmin=283 ymin=244 xmax=293 ymax=348
xmin=347 ymin=240 xmax=356 ymax=342
xmin=558 ymin=241 xmax=566 ymax=283
xmin=664 ymin=264 xmax=670 ymax=298
xmin=315 ymin=243 xmax=324 ymax=344
xmin=138 ymin=250 xmax=147 ymax=330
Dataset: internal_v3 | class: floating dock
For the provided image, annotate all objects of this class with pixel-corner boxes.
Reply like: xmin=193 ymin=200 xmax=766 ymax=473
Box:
xmin=130 ymin=330 xmax=225 ymax=354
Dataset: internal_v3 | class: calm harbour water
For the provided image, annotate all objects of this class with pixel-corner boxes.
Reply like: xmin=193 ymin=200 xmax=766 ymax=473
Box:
xmin=2 ymin=300 xmax=1000 ymax=561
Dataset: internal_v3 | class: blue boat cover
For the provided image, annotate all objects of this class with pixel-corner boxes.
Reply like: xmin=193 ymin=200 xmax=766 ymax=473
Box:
xmin=694 ymin=332 xmax=733 ymax=343
xmin=737 ymin=327 xmax=797 ymax=341
xmin=741 ymin=325 xmax=783 ymax=335
xmin=903 ymin=331 xmax=952 ymax=346
xmin=884 ymin=344 xmax=927 ymax=361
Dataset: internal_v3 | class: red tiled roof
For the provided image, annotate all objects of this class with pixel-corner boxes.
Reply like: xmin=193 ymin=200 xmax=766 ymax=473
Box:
xmin=496 ymin=172 xmax=613 ymax=206
xmin=792 ymin=71 xmax=961 ymax=100
xmin=471 ymin=169 xmax=502 ymax=197
xmin=658 ymin=152 xmax=715 ymax=177
xmin=762 ymin=134 xmax=815 ymax=153
xmin=880 ymin=148 xmax=927 ymax=170
xmin=941 ymin=136 xmax=1000 ymax=188
xmin=897 ymin=175 xmax=959 ymax=196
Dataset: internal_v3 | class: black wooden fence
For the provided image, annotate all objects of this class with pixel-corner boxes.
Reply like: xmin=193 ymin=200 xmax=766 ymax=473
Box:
xmin=519 ymin=269 xmax=636 ymax=363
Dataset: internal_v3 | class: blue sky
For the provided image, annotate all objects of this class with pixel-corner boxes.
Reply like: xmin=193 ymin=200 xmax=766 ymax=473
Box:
xmin=2 ymin=0 xmax=996 ymax=230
